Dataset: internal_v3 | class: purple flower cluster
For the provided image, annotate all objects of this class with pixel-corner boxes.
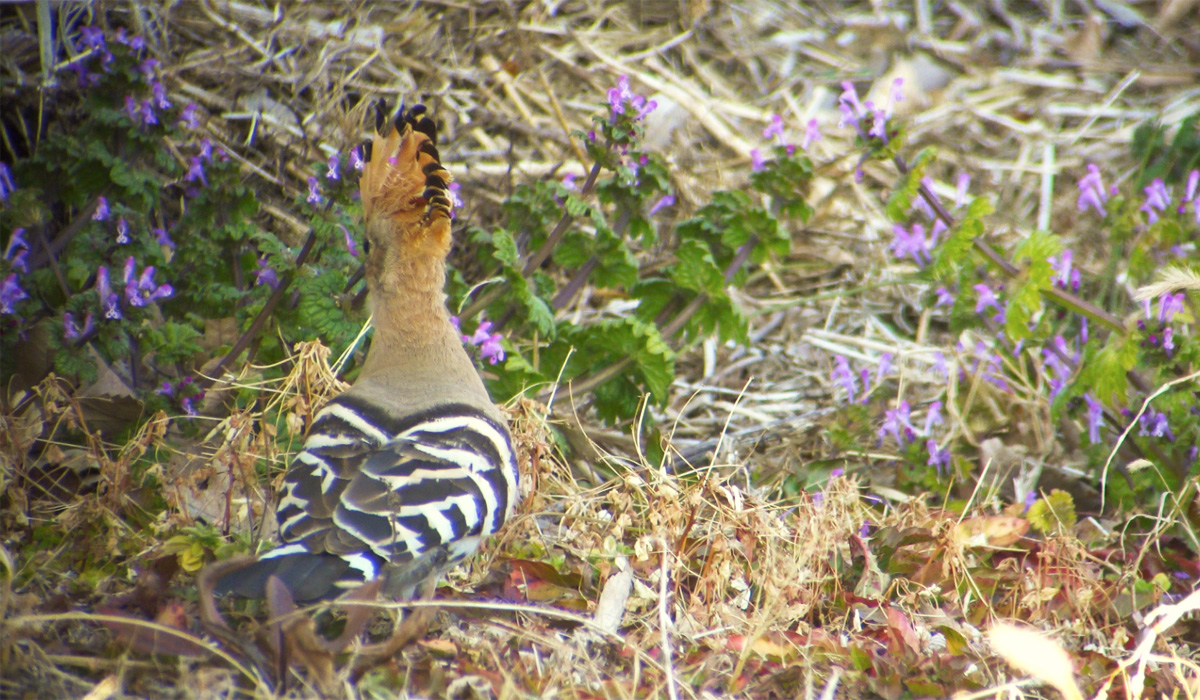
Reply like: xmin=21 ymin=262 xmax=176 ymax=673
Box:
xmin=607 ymin=75 xmax=657 ymax=122
xmin=1048 ymin=250 xmax=1081 ymax=292
xmin=1 ymin=273 xmax=27 ymax=315
xmin=750 ymin=115 xmax=821 ymax=172
xmin=1138 ymin=409 xmax=1175 ymax=441
xmin=838 ymin=79 xmax=903 ymax=142
xmin=453 ymin=317 xmax=505 ymax=365
xmin=1076 ymin=164 xmax=1114 ymax=215
xmin=92 ymin=258 xmax=174 ymax=323
xmin=1139 ymin=291 xmax=1185 ymax=357
xmin=877 ymin=398 xmax=950 ymax=474
xmin=5 ymin=228 xmax=28 ymax=273
xmin=157 ymin=376 xmax=204 ymax=415
xmin=122 ymin=256 xmax=173 ymax=307
xmin=890 ymin=220 xmax=947 ymax=266
xmin=3 ymin=226 xmax=35 ymax=319
xmin=63 ymin=311 xmax=96 ymax=341
xmin=1041 ymin=326 xmax=1086 ymax=399
xmin=254 ymin=257 xmax=279 ymax=289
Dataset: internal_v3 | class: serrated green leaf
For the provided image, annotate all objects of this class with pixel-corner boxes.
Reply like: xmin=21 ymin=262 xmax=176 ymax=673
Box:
xmin=885 ymin=147 xmax=938 ymax=221
xmin=492 ymin=228 xmax=520 ymax=268
xmin=670 ymin=239 xmax=724 ymax=294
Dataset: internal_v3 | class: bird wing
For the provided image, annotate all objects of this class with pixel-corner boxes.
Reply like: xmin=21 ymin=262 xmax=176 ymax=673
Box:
xmin=271 ymin=394 xmax=517 ymax=597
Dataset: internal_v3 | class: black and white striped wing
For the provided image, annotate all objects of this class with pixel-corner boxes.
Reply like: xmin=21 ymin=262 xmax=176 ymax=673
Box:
xmin=221 ymin=396 xmax=518 ymax=601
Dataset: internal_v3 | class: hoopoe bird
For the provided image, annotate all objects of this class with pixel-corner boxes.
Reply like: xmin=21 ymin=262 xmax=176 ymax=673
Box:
xmin=217 ymin=102 xmax=519 ymax=603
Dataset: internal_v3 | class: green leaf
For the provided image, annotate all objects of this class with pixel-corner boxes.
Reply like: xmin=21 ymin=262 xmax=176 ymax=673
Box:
xmin=885 ymin=147 xmax=937 ymax=221
xmin=930 ymin=196 xmax=993 ymax=280
xmin=492 ymin=228 xmax=520 ymax=268
xmin=1078 ymin=333 xmax=1138 ymax=404
xmin=670 ymin=239 xmax=724 ymax=295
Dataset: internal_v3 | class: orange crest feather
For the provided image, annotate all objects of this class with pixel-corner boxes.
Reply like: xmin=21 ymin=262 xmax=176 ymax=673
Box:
xmin=359 ymin=102 xmax=454 ymax=243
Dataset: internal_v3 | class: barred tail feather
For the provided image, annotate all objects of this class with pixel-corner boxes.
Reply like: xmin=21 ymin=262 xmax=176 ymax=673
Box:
xmin=212 ymin=545 xmax=376 ymax=602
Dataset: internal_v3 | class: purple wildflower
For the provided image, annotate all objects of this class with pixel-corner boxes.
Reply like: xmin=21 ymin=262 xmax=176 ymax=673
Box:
xmin=974 ymin=341 xmax=1010 ymax=391
xmin=935 ymin=286 xmax=954 ymax=307
xmin=607 ymin=75 xmax=634 ymax=116
xmin=879 ymin=401 xmax=915 ymax=445
xmin=649 ymin=194 xmax=675 ymax=216
xmin=802 ymin=119 xmax=821 ymax=150
xmin=137 ymin=58 xmax=159 ymax=81
xmin=837 ymin=81 xmax=867 ymax=128
xmin=877 ymin=352 xmax=894 ymax=382
xmin=339 ymin=224 xmax=358 ymax=257
xmin=93 ymin=196 xmax=110 ymax=221
xmin=1076 ymin=164 xmax=1110 ymax=215
xmin=306 ymin=176 xmax=322 ymax=204
xmin=448 ymin=182 xmax=463 ymax=212
xmin=932 ymin=352 xmax=948 ymax=378
xmin=153 ymin=226 xmax=175 ymax=249
xmin=831 ymin=355 xmax=859 ymax=403
xmin=181 ymin=395 xmax=201 ymax=416
xmin=926 ymin=439 xmax=951 ymax=474
xmin=973 ymin=283 xmax=1001 ymax=313
xmin=0 ymin=163 xmax=15 ymax=202
xmin=96 ymin=265 xmax=121 ymax=320
xmin=185 ymin=156 xmax=207 ymax=186
xmin=1083 ymin=394 xmax=1104 ymax=444
xmin=0 ymin=274 xmax=27 ymax=314
xmin=955 ymin=173 xmax=970 ymax=208
xmin=254 ymin=257 xmax=279 ymax=289
xmin=128 ymin=34 xmax=146 ymax=51
xmin=157 ymin=380 xmax=174 ymax=397
xmin=763 ymin=114 xmax=785 ymax=145
xmin=350 ymin=145 xmax=364 ymax=171
xmin=1183 ymin=170 xmax=1199 ymax=204
xmin=479 ymin=334 xmax=505 ymax=365
xmin=923 ymin=401 xmax=944 ymax=435
xmin=5 ymin=228 xmax=29 ymax=273
xmin=79 ymin=26 xmax=106 ymax=51
xmin=69 ymin=60 xmax=95 ymax=87
xmin=139 ymin=100 xmax=157 ymax=126
xmin=750 ymin=149 xmax=766 ymax=172
xmin=151 ymin=81 xmax=171 ymax=110
xmin=1140 ymin=179 xmax=1171 ymax=224
xmin=466 ymin=320 xmax=505 ymax=365
xmin=1162 ymin=327 xmax=1175 ymax=356
xmin=1138 ymin=410 xmax=1174 ymax=440
xmin=63 ymin=311 xmax=95 ymax=341
xmin=449 ymin=316 xmax=461 ymax=333
xmin=605 ymin=75 xmax=655 ymax=120
xmin=890 ymin=223 xmax=932 ymax=265
xmin=123 ymin=258 xmax=173 ymax=307
xmin=179 ymin=103 xmax=200 ymax=130
xmin=1157 ymin=292 xmax=1185 ymax=323
xmin=124 ymin=95 xmax=141 ymax=123
xmin=885 ymin=78 xmax=904 ymax=117
xmin=198 ymin=137 xmax=213 ymax=162
xmin=116 ymin=218 xmax=131 ymax=245
xmin=1049 ymin=250 xmax=1081 ymax=291
xmin=325 ymin=153 xmax=340 ymax=181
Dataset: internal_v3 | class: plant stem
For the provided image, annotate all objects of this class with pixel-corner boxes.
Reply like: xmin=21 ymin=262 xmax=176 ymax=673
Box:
xmin=197 ymin=228 xmax=318 ymax=390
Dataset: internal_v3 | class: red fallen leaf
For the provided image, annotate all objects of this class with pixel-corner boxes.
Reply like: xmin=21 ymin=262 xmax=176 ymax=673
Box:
xmin=506 ymin=559 xmax=583 ymax=588
xmin=503 ymin=560 xmax=589 ymax=611
xmin=95 ymin=605 xmax=210 ymax=657
xmin=885 ymin=606 xmax=921 ymax=655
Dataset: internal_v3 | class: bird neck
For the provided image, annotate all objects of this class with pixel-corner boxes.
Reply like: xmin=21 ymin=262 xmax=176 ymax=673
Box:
xmin=359 ymin=251 xmax=462 ymax=378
